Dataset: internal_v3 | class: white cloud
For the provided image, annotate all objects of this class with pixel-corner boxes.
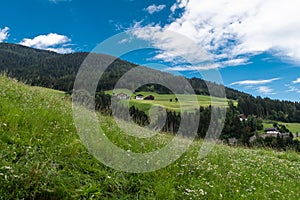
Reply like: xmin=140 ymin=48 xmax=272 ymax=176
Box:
xmin=164 ymin=58 xmax=249 ymax=72
xmin=257 ymin=86 xmax=275 ymax=95
xmin=0 ymin=27 xmax=9 ymax=42
xmin=221 ymin=58 xmax=250 ymax=67
xmin=145 ymin=4 xmax=166 ymax=14
xmin=131 ymin=0 xmax=300 ymax=67
xmin=118 ymin=39 xmax=128 ymax=44
xmin=45 ymin=47 xmax=73 ymax=54
xmin=285 ymin=84 xmax=300 ymax=93
xmin=292 ymin=78 xmax=300 ymax=84
xmin=170 ymin=0 xmax=188 ymax=14
xmin=230 ymin=78 xmax=280 ymax=86
xmin=165 ymin=63 xmax=220 ymax=71
xmin=168 ymin=0 xmax=300 ymax=60
xmin=19 ymin=33 xmax=73 ymax=54
xmin=130 ymin=25 xmax=211 ymax=65
xmin=229 ymin=77 xmax=279 ymax=95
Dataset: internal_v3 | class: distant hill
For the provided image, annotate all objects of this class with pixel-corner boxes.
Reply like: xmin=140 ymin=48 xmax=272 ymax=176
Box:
xmin=0 ymin=43 xmax=138 ymax=92
xmin=0 ymin=43 xmax=248 ymax=99
xmin=1 ymin=42 xmax=300 ymax=122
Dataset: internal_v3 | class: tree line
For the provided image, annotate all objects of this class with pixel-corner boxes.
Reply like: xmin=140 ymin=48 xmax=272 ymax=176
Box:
xmin=237 ymin=96 xmax=300 ymax=123
xmin=92 ymin=93 xmax=300 ymax=152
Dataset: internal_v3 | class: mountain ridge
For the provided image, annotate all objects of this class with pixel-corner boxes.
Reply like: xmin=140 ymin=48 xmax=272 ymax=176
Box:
xmin=2 ymin=42 xmax=300 ymax=122
xmin=0 ymin=42 xmax=250 ymax=99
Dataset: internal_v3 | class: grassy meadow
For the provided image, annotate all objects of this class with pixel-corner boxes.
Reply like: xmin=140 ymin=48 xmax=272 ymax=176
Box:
xmin=263 ymin=120 xmax=300 ymax=133
xmin=0 ymin=75 xmax=300 ymax=199
xmin=263 ymin=120 xmax=300 ymax=141
xmin=107 ymin=90 xmax=233 ymax=113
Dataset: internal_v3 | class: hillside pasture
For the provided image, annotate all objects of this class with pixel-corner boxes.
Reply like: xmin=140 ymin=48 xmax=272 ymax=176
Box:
xmin=108 ymin=90 xmax=232 ymax=113
xmin=1 ymin=76 xmax=299 ymax=199
xmin=263 ymin=120 xmax=300 ymax=134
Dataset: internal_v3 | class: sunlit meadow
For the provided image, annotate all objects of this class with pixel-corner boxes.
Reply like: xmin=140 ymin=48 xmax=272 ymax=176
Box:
xmin=0 ymin=75 xmax=299 ymax=199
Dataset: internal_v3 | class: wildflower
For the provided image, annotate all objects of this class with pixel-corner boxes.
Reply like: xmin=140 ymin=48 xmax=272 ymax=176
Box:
xmin=185 ymin=188 xmax=194 ymax=193
xmin=2 ymin=166 xmax=12 ymax=170
xmin=199 ymin=189 xmax=206 ymax=195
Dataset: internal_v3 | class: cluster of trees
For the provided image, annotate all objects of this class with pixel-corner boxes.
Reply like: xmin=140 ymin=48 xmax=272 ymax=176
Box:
xmin=160 ymin=110 xmax=181 ymax=133
xmin=95 ymin=92 xmax=111 ymax=114
xmin=129 ymin=106 xmax=149 ymax=126
xmin=153 ymin=102 xmax=263 ymax=144
xmin=76 ymin=91 xmax=300 ymax=152
xmin=95 ymin=93 xmax=150 ymax=126
xmin=250 ymin=122 xmax=300 ymax=151
xmin=254 ymin=133 xmax=299 ymax=150
xmin=238 ymin=96 xmax=300 ymax=123
xmin=221 ymin=102 xmax=262 ymax=145
xmin=109 ymin=104 xmax=149 ymax=126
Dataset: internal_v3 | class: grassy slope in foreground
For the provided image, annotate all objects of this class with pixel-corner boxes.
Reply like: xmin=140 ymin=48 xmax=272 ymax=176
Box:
xmin=0 ymin=75 xmax=300 ymax=199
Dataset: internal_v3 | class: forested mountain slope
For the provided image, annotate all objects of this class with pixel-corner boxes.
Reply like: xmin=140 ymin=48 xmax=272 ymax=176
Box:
xmin=1 ymin=42 xmax=300 ymax=122
xmin=0 ymin=43 xmax=246 ymax=97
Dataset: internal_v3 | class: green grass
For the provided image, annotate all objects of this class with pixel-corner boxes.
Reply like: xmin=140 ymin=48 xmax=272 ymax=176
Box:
xmin=1 ymin=75 xmax=300 ymax=199
xmin=107 ymin=90 xmax=234 ymax=113
xmin=263 ymin=120 xmax=300 ymax=133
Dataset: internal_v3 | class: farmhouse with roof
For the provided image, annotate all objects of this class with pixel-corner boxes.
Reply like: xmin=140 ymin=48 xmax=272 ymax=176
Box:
xmin=239 ymin=114 xmax=247 ymax=121
xmin=116 ymin=92 xmax=129 ymax=100
xmin=265 ymin=127 xmax=280 ymax=137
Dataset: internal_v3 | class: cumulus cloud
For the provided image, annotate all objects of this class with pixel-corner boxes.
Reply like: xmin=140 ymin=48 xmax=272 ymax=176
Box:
xmin=230 ymin=78 xmax=280 ymax=86
xmin=170 ymin=0 xmax=188 ymax=14
xmin=19 ymin=33 xmax=73 ymax=54
xmin=130 ymin=25 xmax=211 ymax=65
xmin=131 ymin=0 xmax=300 ymax=68
xmin=292 ymin=78 xmax=300 ymax=84
xmin=0 ymin=27 xmax=9 ymax=42
xmin=145 ymin=4 xmax=166 ymax=14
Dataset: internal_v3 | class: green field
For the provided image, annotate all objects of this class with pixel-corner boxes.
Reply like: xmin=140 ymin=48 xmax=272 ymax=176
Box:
xmin=1 ymin=75 xmax=300 ymax=199
xmin=107 ymin=90 xmax=234 ymax=113
xmin=263 ymin=120 xmax=300 ymax=133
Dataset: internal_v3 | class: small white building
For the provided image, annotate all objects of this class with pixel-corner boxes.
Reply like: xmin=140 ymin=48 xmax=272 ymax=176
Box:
xmin=239 ymin=114 xmax=247 ymax=121
xmin=265 ymin=128 xmax=280 ymax=135
xmin=135 ymin=94 xmax=144 ymax=100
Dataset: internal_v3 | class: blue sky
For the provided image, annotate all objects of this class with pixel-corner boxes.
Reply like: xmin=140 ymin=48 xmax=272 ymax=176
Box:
xmin=1 ymin=0 xmax=300 ymax=101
